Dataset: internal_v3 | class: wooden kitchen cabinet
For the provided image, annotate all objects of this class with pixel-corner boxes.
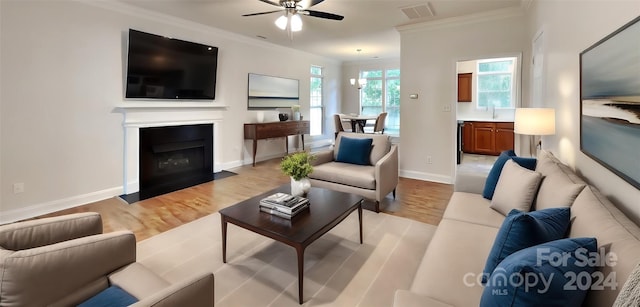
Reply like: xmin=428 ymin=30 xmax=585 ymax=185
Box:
xmin=461 ymin=121 xmax=514 ymax=156
xmin=494 ymin=122 xmax=515 ymax=153
xmin=457 ymin=73 xmax=472 ymax=102
xmin=462 ymin=122 xmax=473 ymax=153
xmin=472 ymin=122 xmax=495 ymax=154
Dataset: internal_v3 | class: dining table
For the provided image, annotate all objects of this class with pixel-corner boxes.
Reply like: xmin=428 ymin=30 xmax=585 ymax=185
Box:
xmin=340 ymin=114 xmax=378 ymax=133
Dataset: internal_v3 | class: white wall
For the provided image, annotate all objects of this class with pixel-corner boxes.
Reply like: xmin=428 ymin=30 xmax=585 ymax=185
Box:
xmin=398 ymin=8 xmax=528 ymax=183
xmin=525 ymin=0 xmax=640 ymax=223
xmin=0 ymin=0 xmax=340 ymax=222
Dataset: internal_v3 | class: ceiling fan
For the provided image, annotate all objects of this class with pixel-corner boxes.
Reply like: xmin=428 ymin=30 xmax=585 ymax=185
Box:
xmin=243 ymin=0 xmax=344 ymax=32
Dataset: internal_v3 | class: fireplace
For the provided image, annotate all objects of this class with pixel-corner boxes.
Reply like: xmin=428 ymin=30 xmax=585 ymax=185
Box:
xmin=117 ymin=103 xmax=227 ymax=203
xmin=138 ymin=124 xmax=213 ymax=199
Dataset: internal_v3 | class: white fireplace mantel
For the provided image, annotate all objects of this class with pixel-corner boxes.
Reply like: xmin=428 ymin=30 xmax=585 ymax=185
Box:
xmin=117 ymin=104 xmax=224 ymax=194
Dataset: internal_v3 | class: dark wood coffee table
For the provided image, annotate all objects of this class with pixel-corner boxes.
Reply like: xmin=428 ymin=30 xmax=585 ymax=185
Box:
xmin=219 ymin=185 xmax=364 ymax=304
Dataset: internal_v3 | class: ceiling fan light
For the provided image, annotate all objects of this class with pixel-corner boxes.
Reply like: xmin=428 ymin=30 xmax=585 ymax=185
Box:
xmin=275 ymin=15 xmax=288 ymax=30
xmin=290 ymin=14 xmax=302 ymax=32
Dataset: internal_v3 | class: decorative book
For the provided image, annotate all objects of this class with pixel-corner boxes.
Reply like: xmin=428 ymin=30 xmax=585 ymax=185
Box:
xmin=260 ymin=193 xmax=310 ymax=217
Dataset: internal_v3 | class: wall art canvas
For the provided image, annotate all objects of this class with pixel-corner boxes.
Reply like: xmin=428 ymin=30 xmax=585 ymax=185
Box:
xmin=247 ymin=73 xmax=299 ymax=109
xmin=580 ymin=16 xmax=640 ymax=189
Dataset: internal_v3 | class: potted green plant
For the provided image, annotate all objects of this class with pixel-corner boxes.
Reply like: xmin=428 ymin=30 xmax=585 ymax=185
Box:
xmin=280 ymin=151 xmax=315 ymax=196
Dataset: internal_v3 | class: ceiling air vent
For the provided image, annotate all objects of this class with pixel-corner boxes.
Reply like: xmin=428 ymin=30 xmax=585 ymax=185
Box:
xmin=400 ymin=3 xmax=435 ymax=19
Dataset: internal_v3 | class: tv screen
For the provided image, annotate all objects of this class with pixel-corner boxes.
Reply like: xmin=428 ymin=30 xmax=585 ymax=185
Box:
xmin=125 ymin=29 xmax=218 ymax=100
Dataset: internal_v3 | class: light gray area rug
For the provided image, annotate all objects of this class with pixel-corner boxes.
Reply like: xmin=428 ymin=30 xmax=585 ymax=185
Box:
xmin=137 ymin=210 xmax=437 ymax=306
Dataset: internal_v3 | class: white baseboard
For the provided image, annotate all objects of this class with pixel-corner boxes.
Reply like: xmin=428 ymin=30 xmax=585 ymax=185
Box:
xmin=400 ymin=169 xmax=453 ymax=184
xmin=0 ymin=187 xmax=123 ymax=225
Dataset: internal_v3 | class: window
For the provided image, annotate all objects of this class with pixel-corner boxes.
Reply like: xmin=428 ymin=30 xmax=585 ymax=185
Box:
xmin=476 ymin=57 xmax=517 ymax=109
xmin=360 ymin=69 xmax=400 ymax=135
xmin=310 ymin=66 xmax=323 ymax=136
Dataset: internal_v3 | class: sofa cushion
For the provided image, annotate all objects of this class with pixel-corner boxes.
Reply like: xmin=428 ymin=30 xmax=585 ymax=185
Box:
xmin=308 ymin=162 xmax=376 ymax=190
xmin=482 ymin=150 xmax=537 ymax=200
xmin=482 ymin=150 xmax=516 ymax=199
xmin=480 ymin=237 xmax=597 ymax=307
xmin=78 ymin=285 xmax=138 ymax=307
xmin=534 ymin=151 xmax=586 ymax=210
xmin=410 ymin=219 xmax=499 ymax=307
xmin=537 ymin=150 xmax=587 ymax=185
xmin=569 ymin=186 xmax=640 ymax=307
xmin=334 ymin=133 xmax=390 ymax=165
xmin=490 ymin=160 xmax=543 ymax=215
xmin=336 ymin=136 xmax=373 ymax=165
xmin=482 ymin=207 xmax=571 ymax=283
xmin=442 ymin=192 xmax=504 ymax=228
xmin=108 ymin=263 xmax=170 ymax=300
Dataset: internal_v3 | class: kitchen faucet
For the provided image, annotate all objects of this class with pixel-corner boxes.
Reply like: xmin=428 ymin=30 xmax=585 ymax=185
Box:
xmin=486 ymin=104 xmax=497 ymax=119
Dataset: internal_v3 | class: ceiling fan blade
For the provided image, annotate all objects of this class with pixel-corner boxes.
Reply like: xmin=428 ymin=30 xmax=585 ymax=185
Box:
xmin=258 ymin=0 xmax=282 ymax=7
xmin=242 ymin=9 xmax=283 ymax=17
xmin=305 ymin=10 xmax=344 ymax=20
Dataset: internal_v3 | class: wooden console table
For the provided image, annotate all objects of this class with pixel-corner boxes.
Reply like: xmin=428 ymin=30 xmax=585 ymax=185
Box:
xmin=244 ymin=121 xmax=310 ymax=166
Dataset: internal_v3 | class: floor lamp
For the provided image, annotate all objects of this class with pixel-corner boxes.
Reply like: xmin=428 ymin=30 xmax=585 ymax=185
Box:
xmin=514 ymin=108 xmax=556 ymax=157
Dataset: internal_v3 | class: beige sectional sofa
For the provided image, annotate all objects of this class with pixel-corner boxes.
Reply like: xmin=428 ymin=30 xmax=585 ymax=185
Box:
xmin=394 ymin=150 xmax=640 ymax=306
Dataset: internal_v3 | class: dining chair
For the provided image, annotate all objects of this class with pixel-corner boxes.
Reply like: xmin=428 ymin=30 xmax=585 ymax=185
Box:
xmin=333 ymin=114 xmax=345 ymax=138
xmin=366 ymin=112 xmax=387 ymax=134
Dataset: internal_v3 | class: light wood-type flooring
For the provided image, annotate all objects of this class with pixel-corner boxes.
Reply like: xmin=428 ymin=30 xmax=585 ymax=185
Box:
xmin=38 ymin=158 xmax=454 ymax=242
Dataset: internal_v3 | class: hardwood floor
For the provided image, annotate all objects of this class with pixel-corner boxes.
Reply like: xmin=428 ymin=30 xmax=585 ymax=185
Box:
xmin=38 ymin=158 xmax=453 ymax=242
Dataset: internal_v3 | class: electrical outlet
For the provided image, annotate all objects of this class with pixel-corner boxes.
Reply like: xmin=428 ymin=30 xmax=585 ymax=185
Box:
xmin=443 ymin=104 xmax=451 ymax=112
xmin=13 ymin=183 xmax=24 ymax=194
xmin=426 ymin=156 xmax=433 ymax=164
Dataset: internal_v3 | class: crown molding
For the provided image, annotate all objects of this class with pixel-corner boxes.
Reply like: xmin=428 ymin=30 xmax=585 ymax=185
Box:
xmin=395 ymin=6 xmax=525 ymax=34
xmin=72 ymin=0 xmax=339 ymax=63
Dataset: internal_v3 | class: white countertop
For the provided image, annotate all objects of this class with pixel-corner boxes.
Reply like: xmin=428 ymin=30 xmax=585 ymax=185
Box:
xmin=457 ymin=117 xmax=514 ymax=122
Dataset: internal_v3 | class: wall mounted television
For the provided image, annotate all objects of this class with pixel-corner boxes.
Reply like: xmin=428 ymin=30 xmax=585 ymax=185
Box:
xmin=247 ymin=73 xmax=299 ymax=109
xmin=125 ymin=29 xmax=218 ymax=100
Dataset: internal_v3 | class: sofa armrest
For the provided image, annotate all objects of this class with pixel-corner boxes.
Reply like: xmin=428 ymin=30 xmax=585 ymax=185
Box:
xmin=0 ymin=212 xmax=103 ymax=250
xmin=454 ymin=171 xmax=488 ymax=194
xmin=393 ymin=290 xmax=455 ymax=307
xmin=0 ymin=231 xmax=136 ymax=306
xmin=312 ymin=149 xmax=334 ymax=166
xmin=375 ymin=144 xmax=399 ymax=201
xmin=130 ymin=273 xmax=214 ymax=307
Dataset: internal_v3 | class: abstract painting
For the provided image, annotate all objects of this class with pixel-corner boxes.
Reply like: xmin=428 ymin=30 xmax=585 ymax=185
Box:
xmin=580 ymin=16 xmax=640 ymax=189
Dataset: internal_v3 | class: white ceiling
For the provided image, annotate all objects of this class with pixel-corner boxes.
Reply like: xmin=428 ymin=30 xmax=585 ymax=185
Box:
xmin=120 ymin=0 xmax=523 ymax=62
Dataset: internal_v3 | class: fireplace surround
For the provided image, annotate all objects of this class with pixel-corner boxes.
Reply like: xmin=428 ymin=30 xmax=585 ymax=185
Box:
xmin=117 ymin=103 xmax=225 ymax=201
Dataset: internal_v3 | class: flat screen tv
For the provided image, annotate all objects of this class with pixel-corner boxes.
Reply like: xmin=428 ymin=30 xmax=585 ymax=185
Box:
xmin=125 ymin=29 xmax=218 ymax=100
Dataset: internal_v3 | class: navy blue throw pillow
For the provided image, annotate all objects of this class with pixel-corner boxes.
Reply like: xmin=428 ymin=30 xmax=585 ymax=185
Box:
xmin=482 ymin=207 xmax=571 ymax=284
xmin=78 ymin=285 xmax=138 ymax=307
xmin=480 ymin=237 xmax=597 ymax=307
xmin=483 ymin=150 xmax=537 ymax=199
xmin=336 ymin=137 xmax=373 ymax=165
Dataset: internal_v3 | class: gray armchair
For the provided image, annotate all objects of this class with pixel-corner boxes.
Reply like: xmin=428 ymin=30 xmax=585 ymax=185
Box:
xmin=0 ymin=212 xmax=214 ymax=306
xmin=309 ymin=132 xmax=398 ymax=212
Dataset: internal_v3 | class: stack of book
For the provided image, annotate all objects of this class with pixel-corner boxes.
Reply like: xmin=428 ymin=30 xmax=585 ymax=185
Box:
xmin=259 ymin=192 xmax=310 ymax=219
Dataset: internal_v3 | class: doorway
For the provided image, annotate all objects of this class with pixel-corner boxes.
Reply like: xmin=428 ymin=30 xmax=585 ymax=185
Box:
xmin=454 ymin=54 xmax=522 ymax=175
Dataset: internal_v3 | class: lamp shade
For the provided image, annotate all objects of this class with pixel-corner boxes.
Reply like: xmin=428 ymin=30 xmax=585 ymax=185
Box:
xmin=275 ymin=15 xmax=288 ymax=30
xmin=290 ymin=14 xmax=302 ymax=32
xmin=514 ymin=108 xmax=556 ymax=135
